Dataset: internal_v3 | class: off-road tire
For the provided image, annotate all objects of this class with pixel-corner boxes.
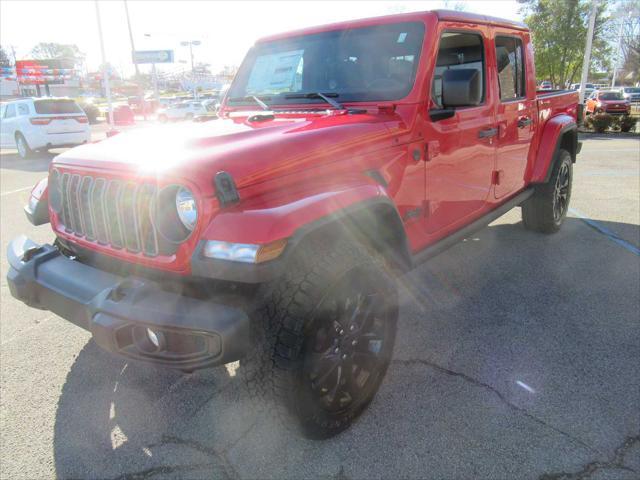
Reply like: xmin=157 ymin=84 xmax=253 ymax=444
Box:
xmin=522 ymin=148 xmax=573 ymax=234
xmin=15 ymin=133 xmax=33 ymax=159
xmin=241 ymin=234 xmax=398 ymax=439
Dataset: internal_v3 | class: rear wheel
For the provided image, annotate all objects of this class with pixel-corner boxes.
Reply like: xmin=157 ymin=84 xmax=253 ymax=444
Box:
xmin=522 ymin=148 xmax=572 ymax=233
xmin=242 ymin=235 xmax=398 ymax=439
xmin=15 ymin=133 xmax=33 ymax=159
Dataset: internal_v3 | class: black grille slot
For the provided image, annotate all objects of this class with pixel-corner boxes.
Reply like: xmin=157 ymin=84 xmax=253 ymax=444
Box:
xmin=120 ymin=183 xmax=140 ymax=252
xmin=137 ymin=184 xmax=158 ymax=256
xmin=55 ymin=173 xmax=162 ymax=257
xmin=79 ymin=176 xmax=94 ymax=240
xmin=92 ymin=178 xmax=109 ymax=244
xmin=61 ymin=173 xmax=71 ymax=231
xmin=105 ymin=180 xmax=123 ymax=248
xmin=68 ymin=174 xmax=83 ymax=235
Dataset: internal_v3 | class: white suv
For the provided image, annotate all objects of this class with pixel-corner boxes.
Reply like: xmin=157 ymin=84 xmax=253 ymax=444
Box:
xmin=0 ymin=98 xmax=91 ymax=159
xmin=157 ymin=101 xmax=207 ymax=122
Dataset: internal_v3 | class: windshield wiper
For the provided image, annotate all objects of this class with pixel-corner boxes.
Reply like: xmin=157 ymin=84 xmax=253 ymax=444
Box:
xmin=284 ymin=92 xmax=344 ymax=110
xmin=228 ymin=95 xmax=270 ymax=110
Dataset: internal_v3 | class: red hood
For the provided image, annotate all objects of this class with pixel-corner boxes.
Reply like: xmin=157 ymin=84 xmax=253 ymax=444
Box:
xmin=54 ymin=110 xmax=397 ymax=194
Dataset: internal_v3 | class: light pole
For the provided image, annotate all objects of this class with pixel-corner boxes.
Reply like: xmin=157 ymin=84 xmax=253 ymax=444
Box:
xmin=181 ymin=40 xmax=200 ymax=98
xmin=143 ymin=33 xmax=161 ymax=107
xmin=578 ymin=0 xmax=598 ymax=106
xmin=123 ymin=0 xmax=147 ymax=119
xmin=94 ymin=0 xmax=115 ymax=131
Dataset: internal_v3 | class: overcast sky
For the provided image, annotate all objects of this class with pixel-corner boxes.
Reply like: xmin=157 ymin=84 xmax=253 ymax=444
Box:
xmin=0 ymin=0 xmax=523 ymax=77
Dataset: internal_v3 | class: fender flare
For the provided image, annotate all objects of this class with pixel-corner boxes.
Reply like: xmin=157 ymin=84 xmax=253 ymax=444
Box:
xmin=531 ymin=115 xmax=578 ymax=184
xmin=193 ymin=184 xmax=411 ymax=282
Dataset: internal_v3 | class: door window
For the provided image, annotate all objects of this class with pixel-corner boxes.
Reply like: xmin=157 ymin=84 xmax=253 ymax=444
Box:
xmin=4 ymin=104 xmax=16 ymax=118
xmin=495 ymin=36 xmax=525 ymax=100
xmin=17 ymin=103 xmax=30 ymax=116
xmin=431 ymin=31 xmax=486 ymax=108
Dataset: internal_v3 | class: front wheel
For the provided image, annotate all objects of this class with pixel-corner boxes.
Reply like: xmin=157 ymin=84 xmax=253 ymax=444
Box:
xmin=522 ymin=149 xmax=573 ymax=233
xmin=15 ymin=133 xmax=33 ymax=159
xmin=242 ymin=235 xmax=398 ymax=439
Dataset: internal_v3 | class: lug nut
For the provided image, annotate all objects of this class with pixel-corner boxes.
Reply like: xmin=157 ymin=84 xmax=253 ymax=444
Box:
xmin=334 ymin=347 xmax=340 ymax=354
xmin=350 ymin=325 xmax=355 ymax=331
xmin=352 ymin=340 xmax=357 ymax=346
xmin=339 ymin=329 xmax=344 ymax=335
xmin=341 ymin=354 xmax=347 ymax=360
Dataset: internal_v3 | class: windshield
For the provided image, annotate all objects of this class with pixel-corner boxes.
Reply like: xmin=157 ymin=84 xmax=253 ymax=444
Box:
xmin=228 ymin=22 xmax=425 ymax=105
xmin=600 ymin=92 xmax=623 ymax=100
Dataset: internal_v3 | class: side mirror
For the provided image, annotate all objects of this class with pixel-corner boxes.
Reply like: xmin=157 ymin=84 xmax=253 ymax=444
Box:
xmin=442 ymin=69 xmax=481 ymax=108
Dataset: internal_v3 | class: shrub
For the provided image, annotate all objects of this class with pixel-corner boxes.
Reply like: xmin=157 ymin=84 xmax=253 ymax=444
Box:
xmin=618 ymin=115 xmax=638 ymax=133
xmin=586 ymin=112 xmax=613 ymax=133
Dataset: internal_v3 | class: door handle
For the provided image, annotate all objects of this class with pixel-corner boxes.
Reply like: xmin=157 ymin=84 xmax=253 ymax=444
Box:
xmin=517 ymin=117 xmax=532 ymax=128
xmin=478 ymin=127 xmax=498 ymax=139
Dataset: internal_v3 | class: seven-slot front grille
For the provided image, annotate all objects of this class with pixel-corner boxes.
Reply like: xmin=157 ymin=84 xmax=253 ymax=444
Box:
xmin=58 ymin=173 xmax=159 ymax=256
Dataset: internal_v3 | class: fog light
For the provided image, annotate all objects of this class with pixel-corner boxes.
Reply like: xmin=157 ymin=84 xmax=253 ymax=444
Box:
xmin=146 ymin=328 xmax=165 ymax=350
xmin=133 ymin=326 xmax=166 ymax=354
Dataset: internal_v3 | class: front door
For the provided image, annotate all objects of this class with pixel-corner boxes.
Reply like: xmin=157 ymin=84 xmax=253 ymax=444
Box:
xmin=422 ymin=28 xmax=497 ymax=237
xmin=493 ymin=33 xmax=535 ymax=198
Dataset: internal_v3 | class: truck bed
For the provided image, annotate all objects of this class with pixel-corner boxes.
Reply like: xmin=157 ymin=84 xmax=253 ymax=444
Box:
xmin=536 ymin=89 xmax=579 ymax=122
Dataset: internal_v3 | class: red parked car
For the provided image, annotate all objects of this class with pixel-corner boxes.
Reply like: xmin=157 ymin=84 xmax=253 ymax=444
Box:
xmin=9 ymin=10 xmax=580 ymax=439
xmin=105 ymin=105 xmax=135 ymax=125
xmin=585 ymin=90 xmax=631 ymax=115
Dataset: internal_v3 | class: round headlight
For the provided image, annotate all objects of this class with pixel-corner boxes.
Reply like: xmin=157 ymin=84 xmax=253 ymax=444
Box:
xmin=153 ymin=185 xmax=198 ymax=244
xmin=175 ymin=187 xmax=197 ymax=231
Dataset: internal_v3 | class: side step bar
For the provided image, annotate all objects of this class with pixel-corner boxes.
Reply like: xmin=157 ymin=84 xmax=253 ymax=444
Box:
xmin=411 ymin=188 xmax=534 ymax=267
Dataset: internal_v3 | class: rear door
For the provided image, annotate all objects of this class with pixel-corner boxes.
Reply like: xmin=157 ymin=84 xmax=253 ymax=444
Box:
xmin=422 ymin=27 xmax=497 ymax=236
xmin=493 ymin=32 xmax=535 ymax=198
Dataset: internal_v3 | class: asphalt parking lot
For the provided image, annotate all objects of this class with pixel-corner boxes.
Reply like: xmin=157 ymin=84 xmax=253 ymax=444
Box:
xmin=1 ymin=131 xmax=638 ymax=480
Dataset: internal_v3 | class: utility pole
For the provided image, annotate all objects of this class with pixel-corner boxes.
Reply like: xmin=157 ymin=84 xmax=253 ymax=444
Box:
xmin=181 ymin=40 xmax=200 ymax=99
xmin=578 ymin=0 xmax=598 ymax=105
xmin=123 ymin=0 xmax=139 ymax=78
xmin=95 ymin=1 xmax=115 ymax=129
xmin=9 ymin=45 xmax=20 ymax=96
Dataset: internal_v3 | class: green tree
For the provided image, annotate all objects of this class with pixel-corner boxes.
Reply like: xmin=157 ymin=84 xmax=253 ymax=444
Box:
xmin=30 ymin=42 xmax=84 ymax=61
xmin=0 ymin=45 xmax=12 ymax=67
xmin=518 ymin=0 xmax=613 ymax=87
xmin=611 ymin=0 xmax=640 ymax=84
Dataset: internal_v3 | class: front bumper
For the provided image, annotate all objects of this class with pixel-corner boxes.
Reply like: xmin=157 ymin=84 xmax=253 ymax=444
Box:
xmin=6 ymin=236 xmax=250 ymax=370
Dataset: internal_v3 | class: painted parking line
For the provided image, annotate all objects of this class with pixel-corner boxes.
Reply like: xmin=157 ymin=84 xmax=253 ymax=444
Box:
xmin=569 ymin=207 xmax=640 ymax=256
xmin=0 ymin=186 xmax=32 ymax=197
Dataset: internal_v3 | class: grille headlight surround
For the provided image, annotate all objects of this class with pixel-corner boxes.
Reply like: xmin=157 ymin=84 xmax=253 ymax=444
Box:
xmin=48 ymin=169 xmax=62 ymax=213
xmin=153 ymin=184 xmax=198 ymax=244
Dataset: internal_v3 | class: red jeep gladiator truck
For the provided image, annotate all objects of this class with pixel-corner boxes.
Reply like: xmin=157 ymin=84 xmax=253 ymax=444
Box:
xmin=8 ymin=10 xmax=579 ymax=438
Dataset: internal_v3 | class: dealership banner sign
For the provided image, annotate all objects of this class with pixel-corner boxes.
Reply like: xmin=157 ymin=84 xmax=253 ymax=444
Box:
xmin=15 ymin=59 xmax=78 ymax=85
xmin=133 ymin=50 xmax=174 ymax=64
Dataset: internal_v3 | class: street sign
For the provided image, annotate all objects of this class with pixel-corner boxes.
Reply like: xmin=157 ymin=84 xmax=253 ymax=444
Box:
xmin=133 ymin=50 xmax=174 ymax=64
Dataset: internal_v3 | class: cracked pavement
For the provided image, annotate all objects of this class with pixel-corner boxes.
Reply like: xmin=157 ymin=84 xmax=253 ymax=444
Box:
xmin=1 ymin=134 xmax=639 ymax=479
